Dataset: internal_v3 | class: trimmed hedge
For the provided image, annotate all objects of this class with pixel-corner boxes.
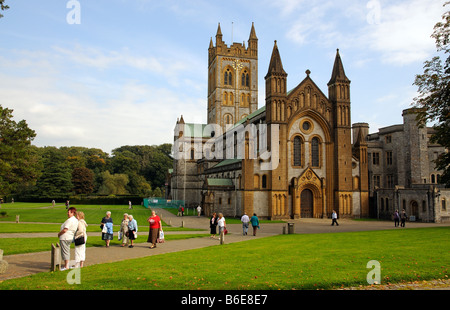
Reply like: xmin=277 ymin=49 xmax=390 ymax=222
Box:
xmin=3 ymin=195 xmax=144 ymax=206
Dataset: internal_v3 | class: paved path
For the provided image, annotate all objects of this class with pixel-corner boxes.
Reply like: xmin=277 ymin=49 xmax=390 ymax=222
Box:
xmin=1 ymin=209 xmax=449 ymax=282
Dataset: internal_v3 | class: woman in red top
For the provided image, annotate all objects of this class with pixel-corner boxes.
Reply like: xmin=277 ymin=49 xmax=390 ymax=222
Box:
xmin=147 ymin=210 xmax=162 ymax=249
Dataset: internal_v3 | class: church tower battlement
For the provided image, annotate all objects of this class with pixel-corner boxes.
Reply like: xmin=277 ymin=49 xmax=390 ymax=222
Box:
xmin=207 ymin=23 xmax=258 ymax=133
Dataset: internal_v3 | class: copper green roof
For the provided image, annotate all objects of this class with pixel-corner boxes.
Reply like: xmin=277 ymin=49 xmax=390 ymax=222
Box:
xmin=213 ymin=158 xmax=241 ymax=168
xmin=207 ymin=178 xmax=234 ymax=186
xmin=228 ymin=105 xmax=266 ymax=130
xmin=183 ymin=123 xmax=210 ymax=138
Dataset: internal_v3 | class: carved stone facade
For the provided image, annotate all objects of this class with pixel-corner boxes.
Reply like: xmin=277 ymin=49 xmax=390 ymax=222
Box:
xmin=168 ymin=24 xmax=369 ymax=220
xmin=366 ymin=108 xmax=450 ymax=223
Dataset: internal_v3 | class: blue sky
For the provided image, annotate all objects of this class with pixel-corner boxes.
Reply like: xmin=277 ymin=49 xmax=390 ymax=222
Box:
xmin=0 ymin=0 xmax=446 ymax=154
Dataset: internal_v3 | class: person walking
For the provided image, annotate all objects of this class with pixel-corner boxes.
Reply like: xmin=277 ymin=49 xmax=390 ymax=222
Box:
xmin=241 ymin=212 xmax=250 ymax=236
xmin=393 ymin=210 xmax=400 ymax=227
xmin=74 ymin=211 xmax=87 ymax=268
xmin=57 ymin=207 xmax=78 ymax=271
xmin=209 ymin=212 xmax=218 ymax=239
xmin=197 ymin=205 xmax=202 ymax=217
xmin=250 ymin=213 xmax=259 ymax=236
xmin=147 ymin=210 xmax=162 ymax=249
xmin=120 ymin=213 xmax=129 ymax=247
xmin=331 ymin=210 xmax=339 ymax=226
xmin=217 ymin=213 xmax=226 ymax=237
xmin=101 ymin=211 xmax=114 ymax=247
xmin=127 ymin=214 xmax=138 ymax=248
xmin=400 ymin=209 xmax=407 ymax=227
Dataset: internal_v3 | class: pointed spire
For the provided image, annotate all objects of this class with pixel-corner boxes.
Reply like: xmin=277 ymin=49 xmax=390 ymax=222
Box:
xmin=209 ymin=37 xmax=214 ymax=49
xmin=328 ymin=48 xmax=350 ymax=85
xmin=266 ymin=40 xmax=286 ymax=76
xmin=179 ymin=115 xmax=185 ymax=124
xmin=249 ymin=22 xmax=257 ymax=40
xmin=216 ymin=23 xmax=222 ymax=38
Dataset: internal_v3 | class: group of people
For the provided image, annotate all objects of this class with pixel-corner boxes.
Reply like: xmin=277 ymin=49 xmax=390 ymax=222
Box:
xmin=57 ymin=207 xmax=87 ymax=271
xmin=57 ymin=208 xmax=164 ymax=271
xmin=208 ymin=212 xmax=260 ymax=238
xmin=102 ymin=210 xmax=163 ymax=249
xmin=393 ymin=209 xmax=408 ymax=227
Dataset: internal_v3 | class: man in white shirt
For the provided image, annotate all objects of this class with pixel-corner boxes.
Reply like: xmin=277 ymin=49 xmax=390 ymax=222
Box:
xmin=197 ymin=205 xmax=202 ymax=217
xmin=241 ymin=212 xmax=250 ymax=235
xmin=58 ymin=207 xmax=79 ymax=271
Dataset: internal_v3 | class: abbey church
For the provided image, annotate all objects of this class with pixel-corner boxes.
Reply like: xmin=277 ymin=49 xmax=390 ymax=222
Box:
xmin=168 ymin=23 xmax=370 ymax=220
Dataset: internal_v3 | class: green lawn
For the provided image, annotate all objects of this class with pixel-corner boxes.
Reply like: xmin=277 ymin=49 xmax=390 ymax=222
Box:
xmin=0 ymin=203 xmax=160 ymax=227
xmin=1 ymin=227 xmax=448 ymax=290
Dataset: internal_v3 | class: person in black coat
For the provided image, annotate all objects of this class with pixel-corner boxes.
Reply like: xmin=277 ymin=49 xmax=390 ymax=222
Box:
xmin=210 ymin=212 xmax=218 ymax=239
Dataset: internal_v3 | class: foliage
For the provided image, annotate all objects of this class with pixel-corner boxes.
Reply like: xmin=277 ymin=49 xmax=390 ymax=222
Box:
xmin=0 ymin=0 xmax=9 ymax=18
xmin=34 ymin=147 xmax=73 ymax=197
xmin=413 ymin=2 xmax=450 ymax=186
xmin=72 ymin=167 xmax=94 ymax=195
xmin=0 ymin=104 xmax=172 ymax=199
xmin=97 ymin=171 xmax=129 ymax=195
xmin=0 ymin=105 xmax=39 ymax=196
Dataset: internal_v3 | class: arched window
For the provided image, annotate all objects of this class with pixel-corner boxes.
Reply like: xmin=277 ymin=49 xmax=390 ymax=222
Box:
xmin=293 ymin=136 xmax=302 ymax=166
xmin=224 ymin=114 xmax=233 ymax=126
xmin=262 ymin=175 xmax=267 ymax=189
xmin=224 ymin=68 xmax=232 ymax=86
xmin=311 ymin=137 xmax=320 ymax=167
xmin=241 ymin=70 xmax=249 ymax=87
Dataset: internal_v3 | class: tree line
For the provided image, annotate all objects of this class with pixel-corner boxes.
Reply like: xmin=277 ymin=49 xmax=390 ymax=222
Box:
xmin=0 ymin=105 xmax=172 ymax=200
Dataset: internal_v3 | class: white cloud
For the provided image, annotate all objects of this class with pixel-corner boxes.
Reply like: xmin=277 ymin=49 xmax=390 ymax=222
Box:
xmin=361 ymin=0 xmax=445 ymax=65
xmin=0 ymin=44 xmax=205 ymax=153
xmin=281 ymin=0 xmax=445 ymax=66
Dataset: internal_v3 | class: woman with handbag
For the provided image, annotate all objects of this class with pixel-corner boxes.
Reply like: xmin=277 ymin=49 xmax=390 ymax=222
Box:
xmin=74 ymin=211 xmax=88 ymax=268
xmin=101 ymin=211 xmax=114 ymax=247
xmin=127 ymin=214 xmax=138 ymax=248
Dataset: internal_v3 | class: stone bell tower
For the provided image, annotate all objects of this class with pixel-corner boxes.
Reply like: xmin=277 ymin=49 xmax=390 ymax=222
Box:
xmin=207 ymin=23 xmax=258 ymax=133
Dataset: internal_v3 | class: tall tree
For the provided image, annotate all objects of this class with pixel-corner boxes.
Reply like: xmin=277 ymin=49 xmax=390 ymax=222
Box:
xmin=0 ymin=105 xmax=38 ymax=196
xmin=97 ymin=171 xmax=129 ymax=195
xmin=35 ymin=147 xmax=73 ymax=197
xmin=413 ymin=2 xmax=450 ymax=187
xmin=72 ymin=167 xmax=94 ymax=195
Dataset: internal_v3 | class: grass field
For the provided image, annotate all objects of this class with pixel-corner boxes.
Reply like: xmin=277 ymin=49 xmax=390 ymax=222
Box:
xmin=0 ymin=202 xmax=161 ymax=227
xmin=1 ymin=227 xmax=449 ymax=290
xmin=0 ymin=202 xmax=205 ymax=255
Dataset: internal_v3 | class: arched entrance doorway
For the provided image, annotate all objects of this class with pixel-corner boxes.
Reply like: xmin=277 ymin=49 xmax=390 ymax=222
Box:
xmin=300 ymin=189 xmax=314 ymax=218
